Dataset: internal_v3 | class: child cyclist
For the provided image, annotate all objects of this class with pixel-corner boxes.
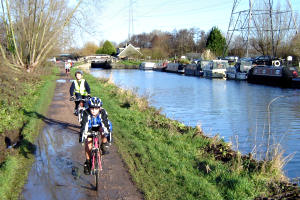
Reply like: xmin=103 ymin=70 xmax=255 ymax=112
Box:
xmin=80 ymin=97 xmax=112 ymax=175
xmin=64 ymin=60 xmax=71 ymax=76
xmin=69 ymin=70 xmax=91 ymax=115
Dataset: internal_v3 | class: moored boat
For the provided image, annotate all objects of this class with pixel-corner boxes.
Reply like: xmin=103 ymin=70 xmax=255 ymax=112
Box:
xmin=184 ymin=63 xmax=203 ymax=76
xmin=225 ymin=66 xmax=236 ymax=80
xmin=177 ymin=64 xmax=185 ymax=74
xmin=166 ymin=63 xmax=179 ymax=73
xmin=247 ymin=65 xmax=299 ymax=88
xmin=236 ymin=60 xmax=252 ymax=80
xmin=226 ymin=60 xmax=253 ymax=80
xmin=203 ymin=60 xmax=228 ymax=78
xmin=139 ymin=62 xmax=156 ymax=70
xmin=292 ymin=77 xmax=300 ymax=88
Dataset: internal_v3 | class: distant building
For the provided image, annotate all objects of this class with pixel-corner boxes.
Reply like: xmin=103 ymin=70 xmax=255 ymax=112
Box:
xmin=117 ymin=44 xmax=143 ymax=59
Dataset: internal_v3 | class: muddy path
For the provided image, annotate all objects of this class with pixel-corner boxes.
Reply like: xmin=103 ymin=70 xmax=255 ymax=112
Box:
xmin=21 ymin=68 xmax=143 ymax=200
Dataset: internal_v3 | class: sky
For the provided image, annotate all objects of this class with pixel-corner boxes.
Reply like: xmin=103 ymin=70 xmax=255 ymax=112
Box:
xmin=73 ymin=0 xmax=300 ymax=47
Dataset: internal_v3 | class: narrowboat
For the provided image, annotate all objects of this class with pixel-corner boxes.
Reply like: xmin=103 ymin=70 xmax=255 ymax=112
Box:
xmin=166 ymin=63 xmax=179 ymax=73
xmin=225 ymin=65 xmax=236 ymax=80
xmin=247 ymin=65 xmax=299 ymax=88
xmin=184 ymin=64 xmax=203 ymax=76
xmin=226 ymin=60 xmax=253 ymax=80
xmin=139 ymin=62 xmax=156 ymax=70
xmin=203 ymin=60 xmax=228 ymax=78
xmin=177 ymin=64 xmax=186 ymax=74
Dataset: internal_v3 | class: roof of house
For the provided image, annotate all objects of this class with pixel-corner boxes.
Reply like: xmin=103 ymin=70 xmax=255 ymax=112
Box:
xmin=117 ymin=44 xmax=143 ymax=58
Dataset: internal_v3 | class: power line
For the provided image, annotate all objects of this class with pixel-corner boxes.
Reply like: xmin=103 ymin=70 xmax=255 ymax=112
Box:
xmin=136 ymin=0 xmax=232 ymax=18
xmin=137 ymin=3 xmax=232 ymax=18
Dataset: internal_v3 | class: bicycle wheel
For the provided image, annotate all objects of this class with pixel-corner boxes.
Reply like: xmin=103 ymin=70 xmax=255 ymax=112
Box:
xmin=78 ymin=109 xmax=82 ymax=123
xmin=94 ymin=150 xmax=100 ymax=191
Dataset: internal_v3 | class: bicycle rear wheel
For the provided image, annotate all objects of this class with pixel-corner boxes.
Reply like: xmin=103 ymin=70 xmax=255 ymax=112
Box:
xmin=95 ymin=171 xmax=99 ymax=191
xmin=77 ymin=109 xmax=81 ymax=123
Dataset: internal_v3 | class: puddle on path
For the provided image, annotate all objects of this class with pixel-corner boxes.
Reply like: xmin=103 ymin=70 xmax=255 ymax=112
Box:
xmin=56 ymin=92 xmax=64 ymax=97
xmin=50 ymin=103 xmax=65 ymax=109
xmin=21 ymin=124 xmax=95 ymax=200
xmin=56 ymin=79 xmax=66 ymax=83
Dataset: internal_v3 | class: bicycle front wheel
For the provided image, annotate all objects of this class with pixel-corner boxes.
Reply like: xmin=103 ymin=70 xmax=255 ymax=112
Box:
xmin=94 ymin=150 xmax=100 ymax=191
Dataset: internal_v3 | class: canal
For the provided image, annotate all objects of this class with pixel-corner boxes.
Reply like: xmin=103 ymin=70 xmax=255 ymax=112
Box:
xmin=90 ymin=69 xmax=300 ymax=179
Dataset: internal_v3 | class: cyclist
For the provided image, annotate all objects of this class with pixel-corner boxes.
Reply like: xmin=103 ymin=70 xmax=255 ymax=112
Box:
xmin=69 ymin=70 xmax=91 ymax=115
xmin=80 ymin=97 xmax=112 ymax=175
xmin=64 ymin=60 xmax=71 ymax=76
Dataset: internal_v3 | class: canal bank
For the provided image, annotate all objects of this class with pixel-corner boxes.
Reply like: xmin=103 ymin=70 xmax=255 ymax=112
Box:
xmin=77 ymin=65 xmax=299 ymax=199
xmin=89 ymin=68 xmax=300 ymax=180
xmin=111 ymin=62 xmax=139 ymax=69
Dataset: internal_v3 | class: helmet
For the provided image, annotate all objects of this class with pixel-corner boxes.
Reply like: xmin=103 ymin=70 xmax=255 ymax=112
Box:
xmin=88 ymin=97 xmax=102 ymax=108
xmin=75 ymin=70 xmax=83 ymax=75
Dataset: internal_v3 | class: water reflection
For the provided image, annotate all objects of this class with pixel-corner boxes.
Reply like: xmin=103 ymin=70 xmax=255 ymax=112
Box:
xmin=90 ymin=69 xmax=300 ymax=179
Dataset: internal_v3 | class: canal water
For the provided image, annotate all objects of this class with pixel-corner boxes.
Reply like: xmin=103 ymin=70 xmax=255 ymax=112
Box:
xmin=90 ymin=69 xmax=300 ymax=179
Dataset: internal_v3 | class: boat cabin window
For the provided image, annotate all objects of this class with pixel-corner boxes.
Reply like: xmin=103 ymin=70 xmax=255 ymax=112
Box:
xmin=213 ymin=62 xmax=228 ymax=69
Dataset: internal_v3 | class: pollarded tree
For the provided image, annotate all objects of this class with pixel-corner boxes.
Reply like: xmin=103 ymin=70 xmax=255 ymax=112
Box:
xmin=206 ymin=27 xmax=226 ymax=57
xmin=97 ymin=40 xmax=116 ymax=55
xmin=0 ymin=0 xmax=84 ymax=72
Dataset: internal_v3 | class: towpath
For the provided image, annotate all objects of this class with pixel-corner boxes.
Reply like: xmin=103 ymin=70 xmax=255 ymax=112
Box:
xmin=21 ymin=66 xmax=143 ymax=200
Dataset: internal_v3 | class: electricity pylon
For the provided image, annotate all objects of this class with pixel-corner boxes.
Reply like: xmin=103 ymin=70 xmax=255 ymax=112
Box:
xmin=225 ymin=0 xmax=298 ymax=57
xmin=128 ymin=0 xmax=134 ymax=41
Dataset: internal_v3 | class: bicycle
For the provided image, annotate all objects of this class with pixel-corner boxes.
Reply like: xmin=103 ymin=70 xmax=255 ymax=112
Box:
xmin=65 ymin=61 xmax=71 ymax=76
xmin=86 ymin=131 xmax=103 ymax=191
xmin=70 ymin=96 xmax=89 ymax=124
xmin=65 ymin=68 xmax=70 ymax=76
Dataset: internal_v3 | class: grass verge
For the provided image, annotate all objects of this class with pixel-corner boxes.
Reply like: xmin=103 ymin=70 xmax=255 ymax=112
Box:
xmin=74 ymin=67 xmax=298 ymax=199
xmin=119 ymin=60 xmax=142 ymax=66
xmin=0 ymin=64 xmax=58 ymax=200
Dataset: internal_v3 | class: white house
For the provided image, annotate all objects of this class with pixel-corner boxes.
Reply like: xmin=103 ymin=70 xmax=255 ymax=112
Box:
xmin=117 ymin=44 xmax=143 ymax=59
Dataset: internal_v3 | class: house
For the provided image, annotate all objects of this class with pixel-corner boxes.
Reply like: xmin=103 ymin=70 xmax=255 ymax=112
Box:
xmin=117 ymin=43 xmax=143 ymax=59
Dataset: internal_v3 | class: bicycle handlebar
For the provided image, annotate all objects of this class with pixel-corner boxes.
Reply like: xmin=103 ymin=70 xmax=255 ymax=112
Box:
xmin=70 ymin=97 xmax=90 ymax=102
xmin=89 ymin=131 xmax=103 ymax=136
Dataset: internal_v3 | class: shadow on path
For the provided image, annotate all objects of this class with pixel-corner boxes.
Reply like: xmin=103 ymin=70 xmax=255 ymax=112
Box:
xmin=22 ymin=109 xmax=80 ymax=134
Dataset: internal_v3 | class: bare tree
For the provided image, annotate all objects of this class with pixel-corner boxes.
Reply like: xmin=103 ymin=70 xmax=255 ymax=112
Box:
xmin=228 ymin=36 xmax=246 ymax=57
xmin=124 ymin=28 xmax=206 ymax=59
xmin=0 ymin=0 xmax=83 ymax=72
xmin=289 ymin=33 xmax=300 ymax=59
xmin=194 ymin=29 xmax=207 ymax=53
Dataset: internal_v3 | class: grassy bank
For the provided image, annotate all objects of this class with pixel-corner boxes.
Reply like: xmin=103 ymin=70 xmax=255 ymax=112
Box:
xmin=76 ymin=67 xmax=297 ymax=200
xmin=0 ymin=63 xmax=58 ymax=199
xmin=111 ymin=60 xmax=142 ymax=69
xmin=119 ymin=60 xmax=142 ymax=66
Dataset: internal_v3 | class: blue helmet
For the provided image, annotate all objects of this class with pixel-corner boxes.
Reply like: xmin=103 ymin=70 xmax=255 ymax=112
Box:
xmin=88 ymin=97 xmax=102 ymax=108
